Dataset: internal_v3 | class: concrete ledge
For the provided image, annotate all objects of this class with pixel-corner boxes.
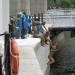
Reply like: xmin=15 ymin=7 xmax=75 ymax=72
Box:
xmin=16 ymin=38 xmax=41 ymax=48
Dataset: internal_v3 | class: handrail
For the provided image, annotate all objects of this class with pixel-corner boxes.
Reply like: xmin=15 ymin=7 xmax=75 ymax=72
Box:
xmin=0 ymin=32 xmax=9 ymax=36
xmin=0 ymin=33 xmax=6 ymax=36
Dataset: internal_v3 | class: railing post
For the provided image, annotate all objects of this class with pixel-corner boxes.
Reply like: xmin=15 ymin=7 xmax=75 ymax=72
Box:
xmin=21 ymin=17 xmax=25 ymax=39
xmin=4 ymin=33 xmax=11 ymax=75
xmin=41 ymin=13 xmax=43 ymax=22
xmin=0 ymin=53 xmax=2 ymax=75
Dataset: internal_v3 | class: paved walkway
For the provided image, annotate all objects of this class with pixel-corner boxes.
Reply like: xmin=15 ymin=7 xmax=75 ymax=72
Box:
xmin=16 ymin=38 xmax=49 ymax=75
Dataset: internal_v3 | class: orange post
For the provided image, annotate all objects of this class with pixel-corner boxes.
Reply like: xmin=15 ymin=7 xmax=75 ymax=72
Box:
xmin=10 ymin=38 xmax=19 ymax=75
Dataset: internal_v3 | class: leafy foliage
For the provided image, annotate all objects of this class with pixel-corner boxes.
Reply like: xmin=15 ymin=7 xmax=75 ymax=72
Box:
xmin=48 ymin=0 xmax=54 ymax=5
xmin=71 ymin=0 xmax=75 ymax=7
xmin=60 ymin=0 xmax=71 ymax=8
xmin=47 ymin=0 xmax=75 ymax=8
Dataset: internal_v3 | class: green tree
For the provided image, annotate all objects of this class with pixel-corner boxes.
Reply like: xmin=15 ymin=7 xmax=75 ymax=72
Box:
xmin=60 ymin=0 xmax=71 ymax=8
xmin=48 ymin=0 xmax=54 ymax=5
xmin=47 ymin=0 xmax=54 ymax=9
xmin=71 ymin=0 xmax=75 ymax=7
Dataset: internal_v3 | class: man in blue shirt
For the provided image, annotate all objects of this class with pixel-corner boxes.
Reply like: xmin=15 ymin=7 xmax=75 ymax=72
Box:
xmin=16 ymin=13 xmax=22 ymax=38
xmin=16 ymin=12 xmax=32 ymax=38
xmin=23 ymin=12 xmax=32 ymax=34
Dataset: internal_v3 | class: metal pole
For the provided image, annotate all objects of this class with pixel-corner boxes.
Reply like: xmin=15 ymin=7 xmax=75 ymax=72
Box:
xmin=4 ymin=33 xmax=11 ymax=75
xmin=0 ymin=53 xmax=2 ymax=75
xmin=21 ymin=17 xmax=25 ymax=39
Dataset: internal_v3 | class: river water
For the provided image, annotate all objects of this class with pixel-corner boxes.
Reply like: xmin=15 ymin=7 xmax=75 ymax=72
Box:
xmin=50 ymin=35 xmax=75 ymax=75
